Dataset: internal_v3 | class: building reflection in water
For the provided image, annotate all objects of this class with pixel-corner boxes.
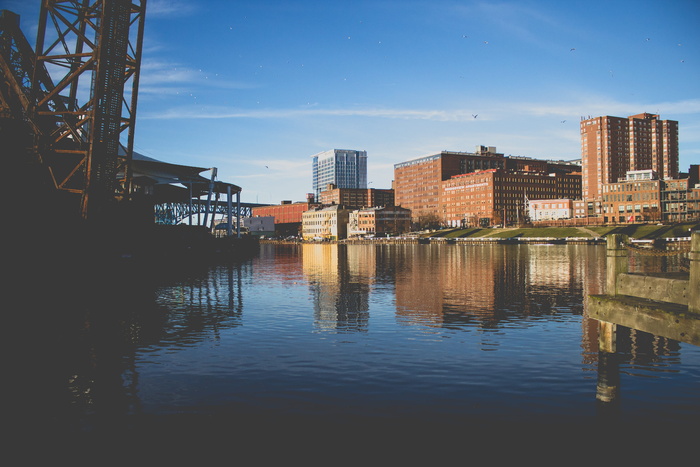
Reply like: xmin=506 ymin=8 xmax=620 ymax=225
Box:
xmin=392 ymin=244 xmax=604 ymax=326
xmin=302 ymin=244 xmax=370 ymax=332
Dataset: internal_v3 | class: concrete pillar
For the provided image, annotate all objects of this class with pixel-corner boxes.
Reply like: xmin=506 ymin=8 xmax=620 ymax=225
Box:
xmin=606 ymin=234 xmax=629 ymax=296
xmin=690 ymin=231 xmax=700 ymax=314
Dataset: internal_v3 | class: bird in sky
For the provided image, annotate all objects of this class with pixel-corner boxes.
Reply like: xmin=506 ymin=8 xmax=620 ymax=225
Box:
xmin=472 ymin=114 xmax=478 ymax=118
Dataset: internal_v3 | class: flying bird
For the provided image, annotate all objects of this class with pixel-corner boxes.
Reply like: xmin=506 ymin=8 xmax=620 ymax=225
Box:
xmin=472 ymin=114 xmax=478 ymax=119
xmin=570 ymin=48 xmax=575 ymax=51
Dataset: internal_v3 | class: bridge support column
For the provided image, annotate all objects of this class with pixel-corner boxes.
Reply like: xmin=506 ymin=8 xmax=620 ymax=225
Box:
xmin=237 ymin=191 xmax=241 ymax=238
xmin=227 ymin=185 xmax=233 ymax=237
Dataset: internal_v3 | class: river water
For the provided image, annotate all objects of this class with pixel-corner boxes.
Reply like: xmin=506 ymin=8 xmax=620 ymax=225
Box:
xmin=10 ymin=242 xmax=700 ymax=451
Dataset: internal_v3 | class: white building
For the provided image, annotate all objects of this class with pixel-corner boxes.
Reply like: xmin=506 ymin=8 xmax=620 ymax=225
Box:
xmin=528 ymin=199 xmax=573 ymax=221
xmin=312 ymin=149 xmax=367 ymax=200
xmin=301 ymin=205 xmax=352 ymax=241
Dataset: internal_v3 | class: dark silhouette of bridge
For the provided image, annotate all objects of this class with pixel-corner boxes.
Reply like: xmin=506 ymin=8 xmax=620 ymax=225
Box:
xmin=1 ymin=4 xmax=259 ymax=242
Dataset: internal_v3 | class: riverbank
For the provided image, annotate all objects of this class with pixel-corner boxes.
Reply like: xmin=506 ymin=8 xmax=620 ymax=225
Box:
xmin=260 ymin=222 xmax=700 ymax=246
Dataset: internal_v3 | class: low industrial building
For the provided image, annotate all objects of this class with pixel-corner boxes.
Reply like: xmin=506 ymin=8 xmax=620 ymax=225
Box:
xmin=348 ymin=206 xmax=412 ymax=237
xmin=251 ymin=196 xmax=319 ymax=237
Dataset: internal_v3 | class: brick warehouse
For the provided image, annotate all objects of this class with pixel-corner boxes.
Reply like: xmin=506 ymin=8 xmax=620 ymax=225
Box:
xmin=441 ymin=168 xmax=581 ymax=227
xmin=393 ymin=145 xmax=581 ymax=227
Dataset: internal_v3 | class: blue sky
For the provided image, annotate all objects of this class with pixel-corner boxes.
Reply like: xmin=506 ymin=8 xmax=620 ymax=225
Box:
xmin=7 ymin=0 xmax=700 ymax=204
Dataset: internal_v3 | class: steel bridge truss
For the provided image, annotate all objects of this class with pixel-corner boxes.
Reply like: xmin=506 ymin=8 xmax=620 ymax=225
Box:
xmin=154 ymin=201 xmax=259 ymax=227
xmin=32 ymin=0 xmax=146 ymax=219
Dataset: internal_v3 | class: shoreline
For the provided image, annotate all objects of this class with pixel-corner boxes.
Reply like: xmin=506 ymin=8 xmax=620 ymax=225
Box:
xmin=261 ymin=236 xmax=692 ymax=246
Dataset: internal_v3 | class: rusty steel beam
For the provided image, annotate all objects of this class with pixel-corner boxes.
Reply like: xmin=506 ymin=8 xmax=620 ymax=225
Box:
xmin=31 ymin=0 xmax=147 ymax=220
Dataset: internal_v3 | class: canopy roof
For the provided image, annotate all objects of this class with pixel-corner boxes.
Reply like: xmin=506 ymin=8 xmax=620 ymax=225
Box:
xmin=129 ymin=150 xmax=241 ymax=203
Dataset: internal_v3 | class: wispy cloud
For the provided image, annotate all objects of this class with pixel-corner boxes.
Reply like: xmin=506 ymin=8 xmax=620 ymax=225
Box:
xmin=509 ymin=98 xmax=700 ymax=119
xmin=143 ymin=106 xmax=484 ymax=121
xmin=142 ymin=96 xmax=700 ymax=122
xmin=138 ymin=59 xmax=258 ymax=95
xmin=146 ymin=0 xmax=198 ymax=17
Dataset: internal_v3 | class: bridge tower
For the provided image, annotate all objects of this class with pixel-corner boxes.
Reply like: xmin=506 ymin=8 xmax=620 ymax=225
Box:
xmin=30 ymin=0 xmax=147 ymax=220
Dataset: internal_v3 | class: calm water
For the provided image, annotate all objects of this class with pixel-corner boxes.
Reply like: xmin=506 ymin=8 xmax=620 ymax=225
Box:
xmin=11 ymin=242 xmax=700 ymax=446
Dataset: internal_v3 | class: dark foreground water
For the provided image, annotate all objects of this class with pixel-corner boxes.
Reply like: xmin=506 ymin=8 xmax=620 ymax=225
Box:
xmin=9 ymin=242 xmax=700 ymax=455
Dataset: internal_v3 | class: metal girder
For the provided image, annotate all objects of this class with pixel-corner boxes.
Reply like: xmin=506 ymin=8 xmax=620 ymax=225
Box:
xmin=32 ymin=0 xmax=147 ymax=220
xmin=154 ymin=202 xmax=262 ymax=226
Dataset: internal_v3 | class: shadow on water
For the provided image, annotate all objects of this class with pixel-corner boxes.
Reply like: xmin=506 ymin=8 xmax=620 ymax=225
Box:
xmin=6 ymin=221 xmax=257 ymax=444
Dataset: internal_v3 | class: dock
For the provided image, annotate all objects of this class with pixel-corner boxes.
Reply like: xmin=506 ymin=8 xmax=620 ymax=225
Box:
xmin=587 ymin=232 xmax=699 ymax=403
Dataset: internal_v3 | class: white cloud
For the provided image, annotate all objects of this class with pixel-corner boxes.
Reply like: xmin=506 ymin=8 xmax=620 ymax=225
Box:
xmin=146 ymin=0 xmax=198 ymax=17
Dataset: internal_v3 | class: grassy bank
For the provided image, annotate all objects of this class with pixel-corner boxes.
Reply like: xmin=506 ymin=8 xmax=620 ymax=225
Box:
xmin=425 ymin=222 xmax=700 ymax=240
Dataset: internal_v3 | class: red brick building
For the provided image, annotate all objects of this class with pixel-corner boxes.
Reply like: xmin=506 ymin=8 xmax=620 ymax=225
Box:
xmin=394 ymin=146 xmax=581 ymax=226
xmin=580 ymin=113 xmax=679 ymax=203
xmin=319 ymin=184 xmax=395 ymax=208
xmin=393 ymin=147 xmax=507 ymax=223
xmin=441 ymin=169 xmax=581 ymax=227
xmin=251 ymin=197 xmax=319 ymax=236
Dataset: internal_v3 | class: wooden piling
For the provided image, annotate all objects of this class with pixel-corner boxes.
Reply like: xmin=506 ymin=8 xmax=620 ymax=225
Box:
xmin=690 ymin=231 xmax=700 ymax=314
xmin=606 ymin=234 xmax=628 ymax=296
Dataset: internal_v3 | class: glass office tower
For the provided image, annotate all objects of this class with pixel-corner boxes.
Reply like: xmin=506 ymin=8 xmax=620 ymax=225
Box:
xmin=312 ymin=149 xmax=368 ymax=200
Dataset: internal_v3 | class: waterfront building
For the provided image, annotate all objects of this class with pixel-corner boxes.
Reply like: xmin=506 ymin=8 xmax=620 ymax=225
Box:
xmin=393 ymin=146 xmax=506 ymax=223
xmin=319 ymin=184 xmax=395 ymax=208
xmin=394 ymin=145 xmax=581 ymax=225
xmin=301 ymin=204 xmax=352 ymax=241
xmin=441 ymin=168 xmax=581 ymax=227
xmin=348 ymin=206 xmax=412 ymax=237
xmin=661 ymin=178 xmax=692 ymax=223
xmin=600 ymin=167 xmax=700 ymax=224
xmin=251 ymin=196 xmax=319 ymax=237
xmin=580 ymin=113 xmax=679 ymax=204
xmin=243 ymin=216 xmax=275 ymax=236
xmin=528 ymin=199 xmax=574 ymax=222
xmin=601 ymin=170 xmax=661 ymax=224
xmin=312 ymin=149 xmax=367 ymax=200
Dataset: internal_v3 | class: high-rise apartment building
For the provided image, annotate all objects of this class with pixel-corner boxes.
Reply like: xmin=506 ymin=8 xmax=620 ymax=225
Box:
xmin=580 ymin=113 xmax=678 ymax=202
xmin=312 ymin=149 xmax=367 ymax=200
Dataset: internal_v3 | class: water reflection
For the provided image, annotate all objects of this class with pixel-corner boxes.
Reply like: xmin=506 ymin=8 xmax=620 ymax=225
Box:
xmin=11 ymin=242 xmax=700 ymax=437
xmin=390 ymin=244 xmax=605 ymax=330
xmin=302 ymin=244 xmax=370 ymax=332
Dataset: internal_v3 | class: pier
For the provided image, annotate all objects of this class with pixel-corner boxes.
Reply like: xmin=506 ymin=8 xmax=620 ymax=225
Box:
xmin=588 ymin=231 xmax=699 ymax=404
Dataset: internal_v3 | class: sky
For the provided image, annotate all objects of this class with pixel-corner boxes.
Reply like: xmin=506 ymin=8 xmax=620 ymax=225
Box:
xmin=6 ymin=0 xmax=700 ymax=204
